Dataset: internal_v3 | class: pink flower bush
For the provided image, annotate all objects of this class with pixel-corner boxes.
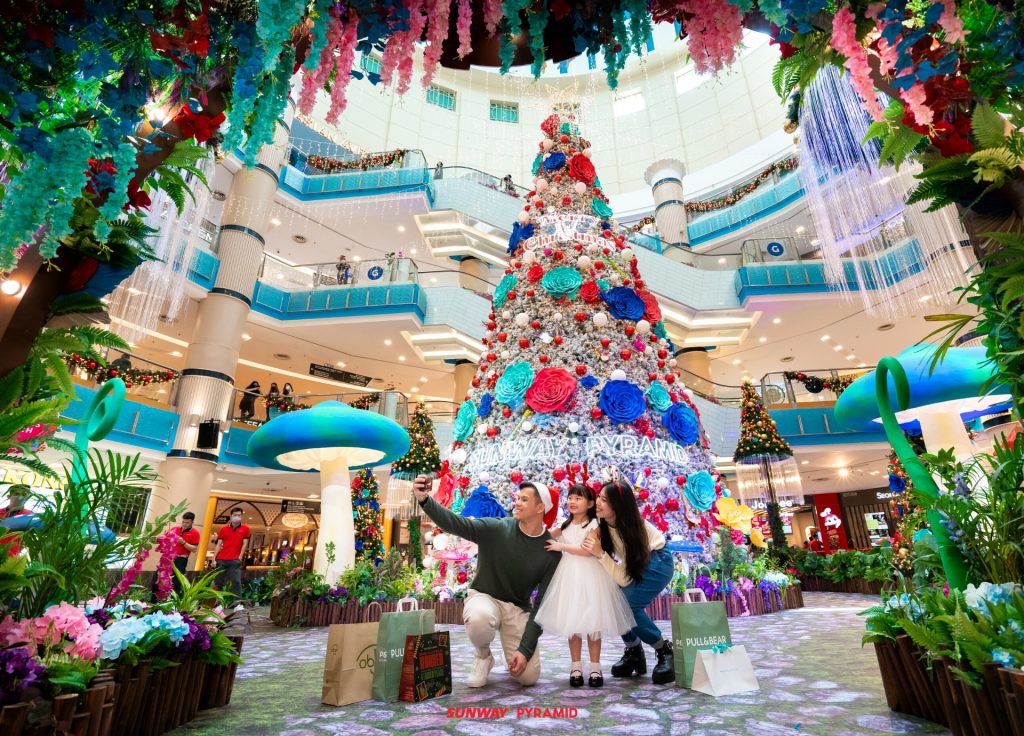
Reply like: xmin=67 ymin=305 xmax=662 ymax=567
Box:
xmin=1 ymin=604 xmax=102 ymax=661
xmin=676 ymin=0 xmax=744 ymax=75
xmin=153 ymin=529 xmax=179 ymax=601
xmin=831 ymin=6 xmax=884 ymax=120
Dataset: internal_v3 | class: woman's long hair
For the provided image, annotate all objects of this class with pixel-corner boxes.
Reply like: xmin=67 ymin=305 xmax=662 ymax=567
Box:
xmin=560 ymin=484 xmax=596 ymax=530
xmin=598 ymin=479 xmax=650 ymax=584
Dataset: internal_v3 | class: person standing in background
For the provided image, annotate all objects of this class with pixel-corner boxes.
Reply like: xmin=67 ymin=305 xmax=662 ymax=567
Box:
xmin=0 ymin=485 xmax=32 ymax=557
xmin=265 ymin=382 xmax=280 ymax=422
xmin=213 ymin=508 xmax=251 ymax=600
xmin=434 ymin=161 xmax=444 ymax=180
xmin=239 ymin=380 xmax=260 ymax=420
xmin=167 ymin=511 xmax=200 ymax=594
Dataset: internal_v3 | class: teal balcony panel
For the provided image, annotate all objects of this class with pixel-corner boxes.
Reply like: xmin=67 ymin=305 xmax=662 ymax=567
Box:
xmin=222 ymin=426 xmax=260 ymax=468
xmin=431 ymin=179 xmax=524 ymax=232
xmin=63 ymin=385 xmax=179 ymax=453
xmin=251 ymin=281 xmax=425 ymax=321
xmin=772 ymin=406 xmax=887 ymax=446
xmin=687 ymin=174 xmax=804 ymax=246
xmin=278 ymin=165 xmax=432 ymax=202
xmin=187 ymin=249 xmax=219 ymax=291
xmin=423 ymin=287 xmax=490 ymax=339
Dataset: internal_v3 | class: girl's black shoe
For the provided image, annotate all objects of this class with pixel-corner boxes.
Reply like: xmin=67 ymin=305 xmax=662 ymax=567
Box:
xmin=588 ymin=671 xmax=604 ymax=688
xmin=569 ymin=669 xmax=584 ymax=688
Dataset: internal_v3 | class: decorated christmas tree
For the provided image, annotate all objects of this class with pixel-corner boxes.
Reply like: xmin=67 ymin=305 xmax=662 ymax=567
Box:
xmin=733 ymin=382 xmax=802 ymax=548
xmin=352 ymin=469 xmax=384 ymax=563
xmin=446 ymin=112 xmax=720 ymax=543
xmin=391 ymin=403 xmax=442 ymax=479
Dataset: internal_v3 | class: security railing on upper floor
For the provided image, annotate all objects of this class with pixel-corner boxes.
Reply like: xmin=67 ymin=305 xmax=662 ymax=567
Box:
xmin=258 ymin=253 xmax=419 ymax=292
xmin=432 ymin=166 xmax=531 ymax=198
xmin=230 ymin=387 xmax=411 ymax=427
xmin=69 ymin=349 xmax=180 ymax=407
xmin=760 ymin=367 xmax=873 ymax=409
xmin=289 ymin=147 xmax=428 ymax=175
xmin=279 ymin=148 xmax=432 ymax=198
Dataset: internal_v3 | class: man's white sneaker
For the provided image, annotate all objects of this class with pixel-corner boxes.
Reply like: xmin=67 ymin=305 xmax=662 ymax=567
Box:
xmin=466 ymin=654 xmax=494 ymax=687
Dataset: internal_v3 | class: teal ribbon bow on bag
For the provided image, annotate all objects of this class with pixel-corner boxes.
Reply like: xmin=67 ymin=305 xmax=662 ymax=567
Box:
xmin=710 ymin=643 xmax=732 ymax=654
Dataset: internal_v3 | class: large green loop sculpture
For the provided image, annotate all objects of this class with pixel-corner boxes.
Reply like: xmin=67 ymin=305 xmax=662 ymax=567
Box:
xmin=874 ymin=357 xmax=969 ymax=590
xmin=71 ymin=378 xmax=126 ymax=485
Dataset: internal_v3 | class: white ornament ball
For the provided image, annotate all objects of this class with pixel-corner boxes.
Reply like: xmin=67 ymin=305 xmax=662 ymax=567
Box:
xmin=517 ymin=211 xmax=530 ymax=225
xmin=502 ymin=310 xmax=513 ymax=320
xmin=577 ymin=255 xmax=592 ymax=270
xmin=522 ymin=421 xmax=534 ymax=432
xmin=610 ymin=369 xmax=627 ymax=381
xmin=433 ymin=533 xmax=449 ymax=551
xmin=586 ymin=243 xmax=600 ymax=254
xmin=539 ymin=332 xmax=554 ymax=344
xmin=567 ymin=421 xmax=581 ymax=433
xmin=710 ymin=532 xmax=721 ymax=544
xmin=621 ymin=248 xmax=634 ymax=261
xmin=500 ymin=350 xmax=510 ymax=359
xmin=656 ymin=477 xmax=670 ymax=490
xmin=450 ymin=448 xmax=468 ymax=464
xmin=637 ymin=320 xmax=651 ymax=334
xmin=476 ymin=425 xmax=488 ymax=435
xmin=583 ymin=148 xmax=593 ymax=158
xmin=552 ymin=312 xmax=563 ymax=322
xmin=669 ymin=358 xmax=678 ymax=368
xmin=479 ymin=471 xmax=491 ymax=483
xmin=574 ymin=181 xmax=587 ymax=195
xmin=535 ymin=178 xmax=549 ymax=192
xmin=523 ymin=249 xmax=536 ymax=263
xmin=515 ymin=312 xmax=530 ymax=327
xmin=593 ymin=312 xmax=609 ymax=328
xmin=541 ymin=138 xmax=554 ymax=151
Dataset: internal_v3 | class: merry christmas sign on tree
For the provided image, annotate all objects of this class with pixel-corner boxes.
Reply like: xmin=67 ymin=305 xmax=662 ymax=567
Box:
xmin=448 ymin=113 xmax=722 ymax=542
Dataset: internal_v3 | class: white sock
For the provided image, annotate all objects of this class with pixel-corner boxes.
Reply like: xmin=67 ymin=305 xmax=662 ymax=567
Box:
xmin=476 ymin=647 xmax=492 ymax=659
xmin=570 ymin=660 xmax=582 ymax=674
xmin=589 ymin=661 xmax=602 ymax=675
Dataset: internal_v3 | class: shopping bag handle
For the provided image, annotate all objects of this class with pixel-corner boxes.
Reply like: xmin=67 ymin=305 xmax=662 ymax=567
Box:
xmin=395 ymin=596 xmax=419 ymax=612
xmin=683 ymin=588 xmax=707 ymax=603
xmin=363 ymin=601 xmax=384 ymax=622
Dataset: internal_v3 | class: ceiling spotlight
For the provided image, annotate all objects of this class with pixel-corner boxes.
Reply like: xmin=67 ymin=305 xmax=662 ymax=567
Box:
xmin=429 ymin=277 xmax=438 ymax=284
xmin=780 ymin=356 xmax=795 ymax=363
xmin=419 ymin=376 xmax=428 ymax=382
xmin=353 ymin=255 xmax=362 ymax=262
xmin=718 ymin=257 xmax=726 ymax=264
xmin=820 ymin=335 xmax=830 ymax=342
xmin=170 ymin=350 xmax=182 ymax=357
xmin=211 ymin=190 xmax=227 ymax=201
xmin=241 ymin=333 xmax=252 ymax=341
xmin=838 ymin=467 xmax=850 ymax=478
xmin=846 ymin=354 xmax=855 ymax=360
xmin=759 ymin=337 xmax=767 ymax=343
xmin=810 ymin=238 xmax=820 ymax=245
xmin=731 ymin=359 xmax=741 ymax=365
xmin=801 ymin=460 xmax=809 ymax=465
xmin=307 ymin=493 xmax=319 ymax=498
xmin=398 ymin=355 xmax=406 ymax=361
xmin=384 ymin=339 xmax=392 ymax=346
xmin=833 ymin=345 xmax=843 ymax=351
xmin=410 ymin=248 xmax=418 ymax=255
xmin=772 ymin=317 xmax=781 ymax=324
xmin=270 ymin=217 xmax=282 ymax=226
xmin=918 ymin=294 xmax=932 ymax=302
xmin=292 ymin=234 xmax=307 ymax=244
xmin=411 ymin=387 xmax=419 ymax=393
xmin=336 ymin=360 xmax=346 ymax=368
xmin=0 ymin=279 xmax=24 ymax=297
xmin=397 ymin=225 xmax=406 ymax=232
xmin=795 ymin=226 xmax=807 ymax=234
xmin=857 ymin=363 xmax=867 ymax=368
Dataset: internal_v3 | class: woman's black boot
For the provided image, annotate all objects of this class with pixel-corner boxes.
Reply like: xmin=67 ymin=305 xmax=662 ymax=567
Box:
xmin=610 ymin=643 xmax=646 ymax=677
xmin=652 ymin=642 xmax=675 ymax=684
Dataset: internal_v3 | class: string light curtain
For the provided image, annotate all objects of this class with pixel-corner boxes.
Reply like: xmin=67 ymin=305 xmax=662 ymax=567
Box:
xmin=798 ymin=65 xmax=974 ymax=319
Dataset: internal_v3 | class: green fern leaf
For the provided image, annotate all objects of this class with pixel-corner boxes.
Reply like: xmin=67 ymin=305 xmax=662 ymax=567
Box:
xmin=972 ymin=102 xmax=1009 ymax=151
xmin=49 ymin=293 xmax=108 ymax=317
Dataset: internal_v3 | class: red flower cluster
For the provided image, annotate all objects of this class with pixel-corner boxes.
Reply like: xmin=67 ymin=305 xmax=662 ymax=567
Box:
xmin=526 ymin=264 xmax=545 ymax=283
xmin=126 ymin=180 xmax=151 ymax=210
xmin=525 ymin=367 xmax=577 ymax=413
xmin=929 ymin=114 xmax=974 ymax=157
xmin=568 ymin=154 xmax=596 ymax=186
xmin=580 ymin=280 xmax=602 ymax=303
xmin=638 ymin=290 xmax=661 ymax=323
xmin=174 ymin=106 xmax=225 ymax=143
xmin=540 ymin=114 xmax=561 ymax=138
xmin=84 ymin=158 xmax=117 ymax=196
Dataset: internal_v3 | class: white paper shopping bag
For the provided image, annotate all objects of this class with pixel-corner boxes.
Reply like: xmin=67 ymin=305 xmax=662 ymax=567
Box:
xmin=690 ymin=644 xmax=760 ymax=697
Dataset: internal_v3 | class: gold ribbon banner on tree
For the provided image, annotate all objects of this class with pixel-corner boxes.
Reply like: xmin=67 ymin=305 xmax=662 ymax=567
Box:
xmin=67 ymin=355 xmax=178 ymax=389
xmin=630 ymin=157 xmax=799 ymax=231
xmin=305 ymin=149 xmax=407 ymax=174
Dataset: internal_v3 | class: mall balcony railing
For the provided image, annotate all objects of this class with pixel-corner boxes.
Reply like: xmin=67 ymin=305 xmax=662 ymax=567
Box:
xmin=432 ymin=166 xmax=532 ymax=198
xmin=229 ymin=388 xmax=411 ymax=427
xmin=279 ymin=148 xmax=432 ymax=198
xmin=760 ymin=367 xmax=873 ymax=409
xmin=69 ymin=349 xmax=181 ymax=408
xmin=258 ymin=253 xmax=419 ymax=292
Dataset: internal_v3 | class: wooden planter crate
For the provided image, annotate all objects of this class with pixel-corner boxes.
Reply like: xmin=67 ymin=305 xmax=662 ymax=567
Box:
xmin=0 ymin=636 xmax=244 ymax=736
xmin=272 ymin=585 xmax=805 ymax=629
xmin=800 ymin=575 xmax=886 ymax=594
xmin=873 ymin=636 xmax=1024 ymax=736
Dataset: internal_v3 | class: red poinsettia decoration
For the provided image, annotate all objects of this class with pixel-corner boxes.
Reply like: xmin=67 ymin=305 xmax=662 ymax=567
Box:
xmin=568 ymin=154 xmax=596 ymax=186
xmin=126 ymin=180 xmax=152 ymax=210
xmin=637 ymin=290 xmax=662 ymax=323
xmin=526 ymin=264 xmax=545 ymax=283
xmin=84 ymin=158 xmax=117 ymax=197
xmin=580 ymin=280 xmax=602 ymax=303
xmin=540 ymin=114 xmax=561 ymax=138
xmin=525 ymin=367 xmax=577 ymax=413
xmin=174 ymin=106 xmax=226 ymax=143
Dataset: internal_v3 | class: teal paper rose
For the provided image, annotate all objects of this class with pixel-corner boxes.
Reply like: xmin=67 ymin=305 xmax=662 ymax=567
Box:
xmin=453 ymin=400 xmax=477 ymax=442
xmin=645 ymin=382 xmax=672 ymax=413
xmin=592 ymin=197 xmax=613 ymax=218
xmin=541 ymin=266 xmax=583 ymax=300
xmin=684 ymin=471 xmax=716 ymax=512
xmin=495 ymin=361 xmax=535 ymax=404
xmin=596 ymin=278 xmax=610 ymax=291
xmin=493 ymin=273 xmax=517 ymax=309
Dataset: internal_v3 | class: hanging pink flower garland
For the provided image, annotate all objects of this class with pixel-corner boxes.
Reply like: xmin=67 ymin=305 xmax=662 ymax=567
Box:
xmin=382 ymin=0 xmax=427 ymax=95
xmin=676 ymin=0 xmax=744 ymax=75
xmin=421 ymin=0 xmax=453 ymax=88
xmin=482 ymin=0 xmax=503 ymax=35
xmin=830 ymin=6 xmax=884 ymax=121
xmin=456 ymin=0 xmax=473 ymax=59
xmin=326 ymin=13 xmax=361 ymax=124
xmin=297 ymin=8 xmax=348 ymax=116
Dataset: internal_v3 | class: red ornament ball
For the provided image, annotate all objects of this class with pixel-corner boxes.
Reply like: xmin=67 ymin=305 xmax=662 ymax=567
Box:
xmin=471 ymin=377 xmax=481 ymax=388
xmin=575 ymin=365 xmax=587 ymax=376
xmin=575 ymin=311 xmax=587 ymax=322
xmin=648 ymin=372 xmax=658 ymax=382
xmin=507 ymin=290 xmax=517 ymax=300
xmin=502 ymin=407 xmax=512 ymax=417
xmin=600 ymin=337 xmax=611 ymax=348
xmin=666 ymin=498 xmax=680 ymax=511
xmin=539 ymin=354 xmax=549 ymax=363
xmin=486 ymin=427 xmax=499 ymax=438
xmin=519 ymin=338 xmax=530 ymax=348
xmin=665 ymin=374 xmax=675 ymax=384
xmin=510 ymin=470 xmax=523 ymax=484
xmin=560 ymin=134 xmax=569 ymax=143
xmin=638 ymin=490 xmax=649 ymax=501
xmin=676 ymin=475 xmax=687 ymax=486
xmin=498 ymin=332 xmax=508 ymax=342
xmin=526 ymin=289 xmax=535 ymax=297
xmin=658 ymin=349 xmax=668 ymax=359
xmin=562 ymin=196 xmax=572 ymax=206
xmin=531 ymin=320 xmax=540 ymax=329
xmin=625 ymin=326 xmax=635 ymax=336
xmin=594 ymin=261 xmax=604 ymax=270
xmin=553 ymin=336 xmax=563 ymax=345
xmin=590 ymin=407 xmax=603 ymax=420
xmin=620 ymin=349 xmax=632 ymax=360
xmin=552 ymin=467 xmax=567 ymax=482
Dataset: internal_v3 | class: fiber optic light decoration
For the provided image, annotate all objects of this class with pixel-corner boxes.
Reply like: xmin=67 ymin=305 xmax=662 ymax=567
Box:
xmin=247 ymin=401 xmax=408 ymax=582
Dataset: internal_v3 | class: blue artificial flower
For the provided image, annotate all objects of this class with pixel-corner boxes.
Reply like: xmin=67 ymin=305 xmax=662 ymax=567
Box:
xmin=598 ymin=380 xmax=646 ymax=424
xmin=369 ymin=501 xmax=379 ymax=511
xmin=888 ymin=474 xmax=906 ymax=492
xmin=662 ymin=403 xmax=699 ymax=445
xmin=883 ymin=593 xmax=925 ymax=621
xmin=543 ymin=152 xmax=566 ymax=171
xmin=992 ymin=649 xmax=1017 ymax=669
xmin=100 ymin=617 xmax=151 ymax=660
xmin=684 ymin=471 xmax=716 ymax=512
xmin=355 ymin=540 xmax=364 ymax=550
xmin=478 ymin=393 xmax=494 ymax=418
xmin=579 ymin=375 xmax=599 ymax=390
xmin=600 ymin=287 xmax=646 ymax=321
xmin=461 ymin=486 xmax=508 ymax=519
xmin=143 ymin=611 xmax=190 ymax=644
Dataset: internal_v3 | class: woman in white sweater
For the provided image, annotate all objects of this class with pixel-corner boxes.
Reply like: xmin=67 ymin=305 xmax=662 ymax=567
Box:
xmin=582 ymin=477 xmax=675 ymax=684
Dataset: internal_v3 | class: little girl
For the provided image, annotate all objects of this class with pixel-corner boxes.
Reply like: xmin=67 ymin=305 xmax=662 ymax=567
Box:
xmin=535 ymin=484 xmax=635 ymax=687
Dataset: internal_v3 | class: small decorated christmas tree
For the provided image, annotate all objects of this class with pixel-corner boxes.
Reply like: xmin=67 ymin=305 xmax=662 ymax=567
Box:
xmin=352 ymin=469 xmax=384 ymax=563
xmin=733 ymin=382 xmax=801 ymax=548
xmin=391 ymin=403 xmax=442 ymax=479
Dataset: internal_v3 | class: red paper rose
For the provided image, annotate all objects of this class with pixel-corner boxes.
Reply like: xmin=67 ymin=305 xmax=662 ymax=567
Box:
xmin=524 ymin=367 xmax=577 ymax=413
xmin=638 ymin=290 xmax=662 ymax=323
xmin=541 ymin=114 xmax=561 ymax=137
xmin=527 ymin=264 xmax=545 ymax=283
xmin=580 ymin=280 xmax=602 ymax=303
xmin=568 ymin=154 xmax=596 ymax=186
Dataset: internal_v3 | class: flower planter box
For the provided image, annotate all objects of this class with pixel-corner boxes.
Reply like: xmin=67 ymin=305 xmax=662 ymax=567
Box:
xmin=872 ymin=638 xmax=1024 ymax=736
xmin=0 ymin=638 xmax=244 ymax=736
xmin=642 ymin=584 xmax=804 ymax=621
xmin=271 ymin=597 xmax=468 ymax=627
xmin=800 ymin=575 xmax=886 ymax=594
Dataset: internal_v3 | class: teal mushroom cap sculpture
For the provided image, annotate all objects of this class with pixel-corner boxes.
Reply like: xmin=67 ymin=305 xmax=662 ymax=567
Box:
xmin=247 ymin=401 xmax=409 ymax=582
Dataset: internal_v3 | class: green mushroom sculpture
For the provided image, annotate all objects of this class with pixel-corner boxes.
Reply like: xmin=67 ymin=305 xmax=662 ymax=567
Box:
xmin=247 ymin=401 xmax=409 ymax=583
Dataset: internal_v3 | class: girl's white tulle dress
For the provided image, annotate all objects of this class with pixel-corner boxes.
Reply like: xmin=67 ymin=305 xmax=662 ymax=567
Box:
xmin=535 ymin=520 xmax=636 ymax=639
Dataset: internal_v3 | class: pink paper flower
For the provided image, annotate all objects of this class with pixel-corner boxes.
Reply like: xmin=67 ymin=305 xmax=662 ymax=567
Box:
xmin=938 ymin=0 xmax=968 ymax=44
xmin=297 ymin=8 xmax=349 ymax=115
xmin=676 ymin=0 xmax=744 ymax=75
xmin=421 ymin=0 xmax=453 ymax=89
xmin=482 ymin=0 xmax=502 ymax=34
xmin=831 ymin=7 xmax=884 ymax=120
xmin=382 ymin=0 xmax=426 ymax=95
xmin=900 ymin=82 xmax=933 ymax=126
xmin=456 ymin=0 xmax=472 ymax=59
xmin=153 ymin=529 xmax=180 ymax=602
xmin=325 ymin=13 xmax=361 ymax=124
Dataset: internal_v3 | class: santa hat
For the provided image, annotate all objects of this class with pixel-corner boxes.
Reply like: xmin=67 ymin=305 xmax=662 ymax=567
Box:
xmin=522 ymin=481 xmax=560 ymax=529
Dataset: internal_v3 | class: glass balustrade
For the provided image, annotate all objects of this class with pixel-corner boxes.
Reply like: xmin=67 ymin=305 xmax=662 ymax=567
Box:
xmin=230 ymin=388 xmax=411 ymax=427
xmin=68 ymin=349 xmax=181 ymax=407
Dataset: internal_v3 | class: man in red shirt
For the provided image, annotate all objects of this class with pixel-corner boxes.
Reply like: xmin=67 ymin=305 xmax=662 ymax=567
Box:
xmin=170 ymin=512 xmax=200 ymax=594
xmin=1 ymin=486 xmax=32 ymax=557
xmin=213 ymin=508 xmax=251 ymax=599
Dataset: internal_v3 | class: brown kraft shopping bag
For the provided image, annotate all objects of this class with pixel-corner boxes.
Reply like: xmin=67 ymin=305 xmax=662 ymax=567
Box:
xmin=321 ymin=602 xmax=384 ymax=706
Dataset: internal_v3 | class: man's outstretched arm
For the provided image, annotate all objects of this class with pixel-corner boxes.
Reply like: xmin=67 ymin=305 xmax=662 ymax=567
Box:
xmin=412 ymin=474 xmax=491 ymax=543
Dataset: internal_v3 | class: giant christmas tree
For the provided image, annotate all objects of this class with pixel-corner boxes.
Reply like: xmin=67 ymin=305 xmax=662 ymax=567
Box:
xmin=448 ymin=113 xmax=720 ymax=541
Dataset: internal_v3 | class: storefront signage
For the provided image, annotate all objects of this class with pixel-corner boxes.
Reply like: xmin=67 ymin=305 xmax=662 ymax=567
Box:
xmin=819 ymin=506 xmax=843 ymax=530
xmin=875 ymin=491 xmax=901 ymax=501
xmin=281 ymin=499 xmax=321 ymax=514
xmin=748 ymin=497 xmax=803 ymax=511
xmin=214 ymin=515 xmax=230 ymax=524
xmin=465 ymin=434 xmax=696 ymax=472
xmin=309 ymin=363 xmax=373 ymax=387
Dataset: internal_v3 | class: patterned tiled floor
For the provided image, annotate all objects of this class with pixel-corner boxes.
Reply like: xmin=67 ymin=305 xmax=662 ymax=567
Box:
xmin=171 ymin=593 xmax=950 ymax=736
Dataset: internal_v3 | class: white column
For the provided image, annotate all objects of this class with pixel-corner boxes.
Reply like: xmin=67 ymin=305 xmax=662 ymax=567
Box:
xmin=643 ymin=158 xmax=691 ymax=265
xmin=318 ymin=457 xmax=355 ymax=583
